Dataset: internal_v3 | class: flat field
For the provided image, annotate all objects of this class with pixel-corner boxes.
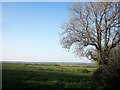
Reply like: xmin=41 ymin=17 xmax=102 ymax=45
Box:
xmin=2 ymin=63 xmax=102 ymax=90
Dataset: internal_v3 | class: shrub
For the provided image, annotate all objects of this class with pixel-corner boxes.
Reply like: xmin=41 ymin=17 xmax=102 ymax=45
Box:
xmin=93 ymin=45 xmax=120 ymax=90
xmin=82 ymin=68 xmax=90 ymax=73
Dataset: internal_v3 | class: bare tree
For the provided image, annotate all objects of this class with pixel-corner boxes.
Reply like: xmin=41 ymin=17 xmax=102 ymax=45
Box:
xmin=60 ymin=2 xmax=120 ymax=65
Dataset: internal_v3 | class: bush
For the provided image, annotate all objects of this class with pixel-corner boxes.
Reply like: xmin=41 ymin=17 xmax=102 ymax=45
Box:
xmin=93 ymin=45 xmax=120 ymax=90
xmin=82 ymin=68 xmax=90 ymax=73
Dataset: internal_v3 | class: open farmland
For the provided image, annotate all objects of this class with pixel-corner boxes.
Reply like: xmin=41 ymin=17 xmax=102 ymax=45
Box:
xmin=2 ymin=63 xmax=102 ymax=90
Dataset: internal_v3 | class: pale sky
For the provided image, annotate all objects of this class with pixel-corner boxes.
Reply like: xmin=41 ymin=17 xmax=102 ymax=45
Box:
xmin=2 ymin=2 xmax=90 ymax=63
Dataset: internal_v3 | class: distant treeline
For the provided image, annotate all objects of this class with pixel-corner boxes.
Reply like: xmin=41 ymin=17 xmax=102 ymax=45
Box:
xmin=2 ymin=61 xmax=95 ymax=67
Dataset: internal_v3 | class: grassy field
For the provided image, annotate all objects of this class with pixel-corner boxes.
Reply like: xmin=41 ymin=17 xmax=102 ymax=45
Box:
xmin=2 ymin=63 xmax=102 ymax=90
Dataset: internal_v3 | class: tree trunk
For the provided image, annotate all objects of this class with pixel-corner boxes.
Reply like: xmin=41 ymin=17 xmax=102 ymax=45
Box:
xmin=99 ymin=49 xmax=110 ymax=65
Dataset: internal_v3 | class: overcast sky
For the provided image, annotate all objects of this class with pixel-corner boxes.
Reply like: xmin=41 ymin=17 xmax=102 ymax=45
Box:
xmin=2 ymin=2 xmax=90 ymax=63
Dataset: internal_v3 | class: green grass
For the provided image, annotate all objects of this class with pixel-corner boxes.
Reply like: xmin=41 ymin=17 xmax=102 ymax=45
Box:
xmin=2 ymin=63 xmax=102 ymax=90
xmin=2 ymin=63 xmax=96 ymax=73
